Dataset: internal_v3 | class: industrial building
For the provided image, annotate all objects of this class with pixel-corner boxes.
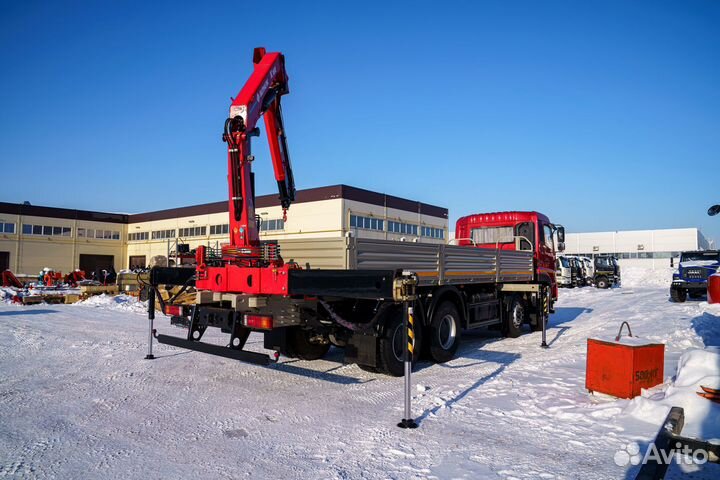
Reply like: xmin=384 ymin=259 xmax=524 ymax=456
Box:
xmin=564 ymin=228 xmax=713 ymax=269
xmin=0 ymin=185 xmax=448 ymax=276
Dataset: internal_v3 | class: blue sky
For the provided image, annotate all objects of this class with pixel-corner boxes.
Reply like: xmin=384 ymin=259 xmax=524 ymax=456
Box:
xmin=1 ymin=1 xmax=718 ymax=243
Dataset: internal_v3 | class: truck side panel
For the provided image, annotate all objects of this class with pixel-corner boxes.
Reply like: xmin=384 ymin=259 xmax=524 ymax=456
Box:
xmin=276 ymin=238 xmax=534 ymax=286
xmin=278 ymin=237 xmax=350 ymax=269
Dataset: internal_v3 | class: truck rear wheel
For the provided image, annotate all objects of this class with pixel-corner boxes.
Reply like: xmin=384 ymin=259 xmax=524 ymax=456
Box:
xmin=377 ymin=308 xmax=422 ymax=376
xmin=596 ymin=276 xmax=609 ymax=289
xmin=428 ymin=301 xmax=461 ymax=363
xmin=505 ymin=297 xmax=524 ymax=338
xmin=281 ymin=328 xmax=331 ymax=360
xmin=670 ymin=287 xmax=687 ymax=303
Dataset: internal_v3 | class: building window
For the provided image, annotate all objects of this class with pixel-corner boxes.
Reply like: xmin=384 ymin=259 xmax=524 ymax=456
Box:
xmin=210 ymin=224 xmax=229 ymax=235
xmin=350 ymin=215 xmax=384 ymax=231
xmin=151 ymin=229 xmax=176 ymax=240
xmin=387 ymin=220 xmax=417 ymax=235
xmin=179 ymin=226 xmax=207 ymax=238
xmin=420 ymin=226 xmax=444 ymax=239
xmin=1 ymin=223 xmax=15 ymax=234
xmin=260 ymin=219 xmax=285 ymax=232
xmin=22 ymin=224 xmax=73 ymax=237
xmin=128 ymin=232 xmax=149 ymax=241
xmin=75 ymin=227 xmax=118 ymax=240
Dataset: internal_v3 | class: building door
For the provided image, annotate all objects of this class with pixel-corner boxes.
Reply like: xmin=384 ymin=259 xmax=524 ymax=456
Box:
xmin=0 ymin=252 xmax=9 ymax=271
xmin=129 ymin=255 xmax=146 ymax=269
xmin=79 ymin=254 xmax=115 ymax=276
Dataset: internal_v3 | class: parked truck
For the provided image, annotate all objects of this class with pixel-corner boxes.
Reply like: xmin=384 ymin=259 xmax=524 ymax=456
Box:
xmin=593 ymin=255 xmax=620 ymax=289
xmin=147 ymin=48 xmax=565 ymax=376
xmin=580 ymin=257 xmax=594 ymax=286
xmin=556 ymin=256 xmax=573 ymax=288
xmin=670 ymin=250 xmax=720 ymax=302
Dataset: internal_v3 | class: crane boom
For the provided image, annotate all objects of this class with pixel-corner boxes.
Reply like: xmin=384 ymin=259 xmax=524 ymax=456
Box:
xmin=223 ymin=47 xmax=295 ymax=260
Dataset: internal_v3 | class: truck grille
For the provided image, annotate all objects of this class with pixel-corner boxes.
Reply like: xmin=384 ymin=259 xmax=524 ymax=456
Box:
xmin=683 ymin=268 xmax=710 ymax=280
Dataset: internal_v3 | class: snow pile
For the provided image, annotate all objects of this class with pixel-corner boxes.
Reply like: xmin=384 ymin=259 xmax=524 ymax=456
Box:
xmin=624 ymin=347 xmax=720 ymax=440
xmin=27 ymin=286 xmax=81 ymax=296
xmin=621 ymin=266 xmax=675 ymax=288
xmin=0 ymin=287 xmax=18 ymax=303
xmin=73 ymin=294 xmax=148 ymax=314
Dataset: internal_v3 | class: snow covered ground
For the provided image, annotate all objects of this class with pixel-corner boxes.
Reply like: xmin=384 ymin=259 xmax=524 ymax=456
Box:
xmin=1 ymin=272 xmax=719 ymax=479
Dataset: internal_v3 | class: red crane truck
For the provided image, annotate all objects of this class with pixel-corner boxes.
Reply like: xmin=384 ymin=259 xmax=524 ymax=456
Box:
xmin=147 ymin=48 xmax=565 ymax=376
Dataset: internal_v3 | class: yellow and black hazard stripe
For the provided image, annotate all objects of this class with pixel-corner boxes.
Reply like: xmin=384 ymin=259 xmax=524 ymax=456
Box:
xmin=407 ymin=307 xmax=415 ymax=357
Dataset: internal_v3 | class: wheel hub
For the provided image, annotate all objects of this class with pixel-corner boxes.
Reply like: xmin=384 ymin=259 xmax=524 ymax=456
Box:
xmin=512 ymin=304 xmax=523 ymax=328
xmin=438 ymin=314 xmax=457 ymax=350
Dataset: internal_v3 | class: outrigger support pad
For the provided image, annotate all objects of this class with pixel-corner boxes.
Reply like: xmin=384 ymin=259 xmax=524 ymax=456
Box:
xmin=155 ymin=334 xmax=271 ymax=366
xmin=397 ymin=418 xmax=418 ymax=429
xmin=145 ymin=286 xmax=156 ymax=360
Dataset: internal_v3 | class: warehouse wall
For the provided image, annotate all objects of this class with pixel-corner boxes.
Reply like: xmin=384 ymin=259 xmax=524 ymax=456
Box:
xmin=124 ymin=200 xmax=345 ymax=268
xmin=0 ymin=213 xmax=125 ymax=275
xmin=258 ymin=199 xmax=344 ymax=239
xmin=564 ymin=228 xmax=706 ymax=270
xmin=343 ymin=199 xmax=447 ymax=243
xmin=123 ymin=198 xmax=448 ymax=269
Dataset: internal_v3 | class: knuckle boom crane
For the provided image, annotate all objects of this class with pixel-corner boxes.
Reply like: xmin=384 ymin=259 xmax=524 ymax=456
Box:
xmin=195 ymin=47 xmax=297 ymax=295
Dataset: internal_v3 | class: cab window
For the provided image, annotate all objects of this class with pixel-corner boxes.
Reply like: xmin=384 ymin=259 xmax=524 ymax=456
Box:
xmin=542 ymin=224 xmax=554 ymax=250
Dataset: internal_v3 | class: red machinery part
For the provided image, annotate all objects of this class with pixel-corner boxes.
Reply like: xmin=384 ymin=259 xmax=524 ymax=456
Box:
xmin=195 ymin=263 xmax=293 ymax=295
xmin=709 ymin=273 xmax=720 ymax=304
xmin=2 ymin=270 xmax=23 ymax=288
xmin=163 ymin=305 xmax=183 ymax=316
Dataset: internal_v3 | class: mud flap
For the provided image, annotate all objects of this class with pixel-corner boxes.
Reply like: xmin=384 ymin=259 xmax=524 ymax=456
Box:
xmin=344 ymin=333 xmax=378 ymax=368
xmin=263 ymin=327 xmax=289 ymax=352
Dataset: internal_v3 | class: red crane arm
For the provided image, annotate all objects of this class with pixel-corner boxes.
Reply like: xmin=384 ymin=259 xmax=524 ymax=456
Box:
xmin=224 ymin=47 xmax=295 ymax=253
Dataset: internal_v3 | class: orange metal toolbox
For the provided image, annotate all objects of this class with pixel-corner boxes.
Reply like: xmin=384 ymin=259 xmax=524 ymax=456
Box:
xmin=586 ymin=322 xmax=664 ymax=399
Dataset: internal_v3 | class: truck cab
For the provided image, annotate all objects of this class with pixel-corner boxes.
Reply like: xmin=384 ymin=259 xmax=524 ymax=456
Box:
xmin=580 ymin=257 xmax=594 ymax=285
xmin=567 ymin=256 xmax=585 ymax=287
xmin=593 ymin=255 xmax=620 ymax=289
xmin=556 ymin=255 xmax=573 ymax=287
xmin=670 ymin=250 xmax=720 ymax=302
xmin=455 ymin=211 xmax=564 ymax=302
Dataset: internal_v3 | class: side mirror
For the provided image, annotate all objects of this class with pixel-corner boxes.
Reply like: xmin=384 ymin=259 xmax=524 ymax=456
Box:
xmin=557 ymin=226 xmax=565 ymax=243
xmin=709 ymin=205 xmax=720 ymax=216
xmin=558 ymin=241 xmax=565 ymax=252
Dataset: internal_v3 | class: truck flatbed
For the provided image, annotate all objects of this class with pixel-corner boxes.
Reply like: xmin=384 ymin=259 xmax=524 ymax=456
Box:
xmin=278 ymin=237 xmax=535 ymax=288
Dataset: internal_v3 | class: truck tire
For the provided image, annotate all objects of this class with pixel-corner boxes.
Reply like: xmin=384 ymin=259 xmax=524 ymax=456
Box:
xmin=670 ymin=287 xmax=687 ymax=303
xmin=596 ymin=276 xmax=609 ymax=289
xmin=505 ymin=297 xmax=524 ymax=338
xmin=428 ymin=301 xmax=461 ymax=363
xmin=281 ymin=328 xmax=331 ymax=360
xmin=377 ymin=309 xmax=422 ymax=376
